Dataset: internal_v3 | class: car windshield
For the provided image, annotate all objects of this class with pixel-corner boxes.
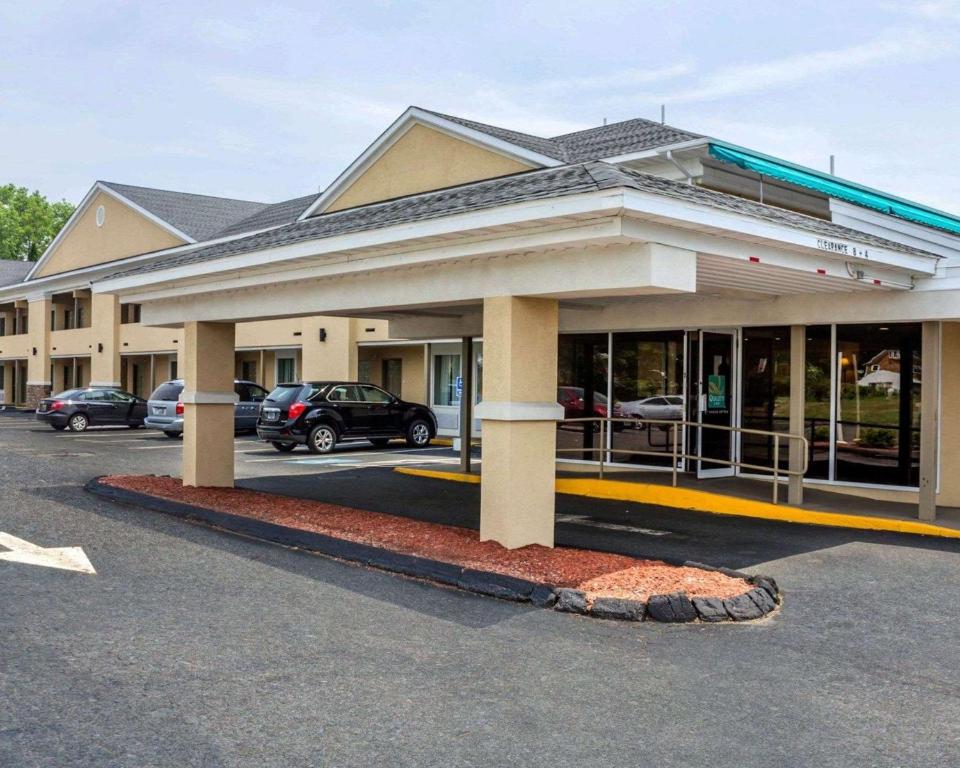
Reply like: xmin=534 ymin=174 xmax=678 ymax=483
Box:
xmin=265 ymin=385 xmax=304 ymax=406
xmin=150 ymin=382 xmax=184 ymax=401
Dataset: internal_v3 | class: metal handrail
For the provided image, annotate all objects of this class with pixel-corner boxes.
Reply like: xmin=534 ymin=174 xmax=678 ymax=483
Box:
xmin=557 ymin=417 xmax=809 ymax=504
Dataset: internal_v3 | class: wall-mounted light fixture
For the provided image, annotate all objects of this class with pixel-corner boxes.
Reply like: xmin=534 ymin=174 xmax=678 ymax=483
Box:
xmin=318 ymin=328 xmax=327 ymax=342
xmin=97 ymin=343 xmax=103 ymax=353
xmin=32 ymin=347 xmax=37 ymax=356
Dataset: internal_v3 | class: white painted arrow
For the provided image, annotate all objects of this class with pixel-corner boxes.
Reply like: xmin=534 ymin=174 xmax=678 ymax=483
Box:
xmin=0 ymin=532 xmax=96 ymax=574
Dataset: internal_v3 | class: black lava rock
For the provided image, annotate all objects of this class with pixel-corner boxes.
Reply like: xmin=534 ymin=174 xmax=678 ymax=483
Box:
xmin=692 ymin=596 xmax=730 ymax=622
xmin=554 ymin=588 xmax=588 ymax=614
xmin=646 ymin=592 xmax=697 ymax=623
xmin=750 ymin=575 xmax=780 ymax=602
xmin=723 ymin=592 xmax=764 ymax=621
xmin=747 ymin=587 xmax=776 ymax=615
xmin=530 ymin=585 xmax=557 ymax=608
xmin=589 ymin=597 xmax=646 ymax=622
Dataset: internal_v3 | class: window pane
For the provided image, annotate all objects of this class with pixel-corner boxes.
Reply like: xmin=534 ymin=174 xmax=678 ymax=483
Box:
xmin=834 ymin=323 xmax=920 ymax=486
xmin=609 ymin=331 xmax=683 ymax=467
xmin=360 ymin=385 xmax=392 ymax=403
xmin=741 ymin=327 xmax=791 ymax=473
xmin=433 ymin=355 xmax=460 ymax=407
xmin=804 ymin=325 xmax=832 ymax=480
xmin=557 ymin=334 xmax=608 ymax=462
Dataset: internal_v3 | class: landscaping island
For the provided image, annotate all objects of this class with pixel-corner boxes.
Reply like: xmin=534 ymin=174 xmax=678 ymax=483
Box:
xmin=88 ymin=475 xmax=781 ymax=623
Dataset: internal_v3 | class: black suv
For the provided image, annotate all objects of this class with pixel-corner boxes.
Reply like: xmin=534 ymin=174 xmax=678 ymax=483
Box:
xmin=36 ymin=388 xmax=147 ymax=432
xmin=257 ymin=382 xmax=437 ymax=454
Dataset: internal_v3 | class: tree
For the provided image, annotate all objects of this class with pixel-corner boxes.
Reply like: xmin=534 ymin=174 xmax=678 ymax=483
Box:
xmin=0 ymin=184 xmax=75 ymax=262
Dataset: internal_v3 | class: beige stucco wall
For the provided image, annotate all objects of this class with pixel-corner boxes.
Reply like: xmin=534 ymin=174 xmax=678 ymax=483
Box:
xmin=357 ymin=344 xmax=428 ymax=402
xmin=27 ymin=297 xmax=51 ymax=383
xmin=937 ymin=322 xmax=960 ymax=507
xmin=325 ymin=124 xmax=533 ymax=213
xmin=34 ymin=191 xmax=186 ymax=279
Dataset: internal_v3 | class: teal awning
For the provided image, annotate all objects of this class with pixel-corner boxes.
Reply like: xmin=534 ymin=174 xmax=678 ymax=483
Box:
xmin=708 ymin=144 xmax=960 ymax=236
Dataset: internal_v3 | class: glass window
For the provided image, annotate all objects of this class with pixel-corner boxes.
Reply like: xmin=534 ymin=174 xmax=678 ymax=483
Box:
xmin=82 ymin=390 xmax=107 ymax=401
xmin=609 ymin=331 xmax=683 ymax=467
xmin=265 ymin=385 xmax=305 ymax=406
xmin=433 ymin=354 xmax=460 ymax=407
xmin=276 ymin=357 xmax=296 ymax=385
xmin=834 ymin=323 xmax=920 ymax=486
xmin=741 ymin=327 xmax=791 ymax=472
xmin=359 ymin=385 xmax=392 ymax=404
xmin=804 ymin=325 xmax=832 ymax=479
xmin=150 ymin=381 xmax=184 ymax=402
xmin=328 ymin=384 xmax=360 ymax=402
xmin=557 ymin=334 xmax=609 ymax=462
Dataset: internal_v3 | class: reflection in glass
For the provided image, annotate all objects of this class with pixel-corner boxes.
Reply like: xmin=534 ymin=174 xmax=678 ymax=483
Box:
xmin=741 ymin=327 xmax=790 ymax=472
xmin=433 ymin=354 xmax=461 ymax=407
xmin=556 ymin=334 xmax=608 ymax=462
xmin=834 ymin=323 xmax=920 ymax=486
xmin=610 ymin=332 xmax=684 ymax=466
xmin=803 ymin=325 xmax=832 ymax=479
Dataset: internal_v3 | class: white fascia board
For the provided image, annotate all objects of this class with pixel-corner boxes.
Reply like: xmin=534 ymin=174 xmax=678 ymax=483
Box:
xmin=95 ymin=189 xmax=628 ymax=296
xmin=299 ymin=107 xmax=563 ymax=220
xmin=25 ymin=184 xmax=102 ymax=281
xmin=25 ymin=182 xmax=198 ymax=283
xmin=601 ymin=137 xmax=712 ymax=165
xmin=621 ymin=189 xmax=938 ymax=275
xmin=829 ymin=199 xmax=960 ymax=258
xmin=0 ymin=223 xmax=284 ymax=303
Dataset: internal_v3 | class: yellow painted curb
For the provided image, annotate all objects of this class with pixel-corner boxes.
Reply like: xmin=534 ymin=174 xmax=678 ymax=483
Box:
xmin=393 ymin=467 xmax=960 ymax=540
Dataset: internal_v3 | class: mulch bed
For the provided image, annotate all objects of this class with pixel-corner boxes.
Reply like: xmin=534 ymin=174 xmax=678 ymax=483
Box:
xmin=102 ymin=475 xmax=751 ymax=604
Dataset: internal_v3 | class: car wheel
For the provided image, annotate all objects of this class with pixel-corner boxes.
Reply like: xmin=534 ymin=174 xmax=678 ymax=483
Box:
xmin=68 ymin=413 xmax=89 ymax=432
xmin=128 ymin=424 xmax=142 ymax=429
xmin=51 ymin=424 xmax=67 ymax=431
xmin=307 ymin=424 xmax=337 ymax=454
xmin=369 ymin=438 xmax=390 ymax=448
xmin=272 ymin=441 xmax=297 ymax=453
xmin=163 ymin=431 xmax=181 ymax=439
xmin=405 ymin=419 xmax=432 ymax=448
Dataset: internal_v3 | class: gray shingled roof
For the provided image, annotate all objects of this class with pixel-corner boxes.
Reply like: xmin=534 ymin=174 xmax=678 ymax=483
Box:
xmin=213 ymin=193 xmax=320 ymax=237
xmin=421 ymin=109 xmax=703 ymax=162
xmin=100 ymin=181 xmax=268 ymax=241
xmin=0 ymin=260 xmax=32 ymax=288
xmin=104 ymin=162 xmax=935 ymax=284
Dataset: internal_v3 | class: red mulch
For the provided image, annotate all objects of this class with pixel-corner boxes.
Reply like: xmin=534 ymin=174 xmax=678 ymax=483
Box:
xmin=103 ymin=475 xmax=750 ymax=603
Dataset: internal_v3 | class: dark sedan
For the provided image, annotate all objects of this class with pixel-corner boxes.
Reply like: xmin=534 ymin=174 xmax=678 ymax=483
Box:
xmin=257 ymin=381 xmax=437 ymax=454
xmin=36 ymin=388 xmax=148 ymax=432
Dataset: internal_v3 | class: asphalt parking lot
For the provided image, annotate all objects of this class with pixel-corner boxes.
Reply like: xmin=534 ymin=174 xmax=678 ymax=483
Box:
xmin=2 ymin=411 xmax=960 ymax=767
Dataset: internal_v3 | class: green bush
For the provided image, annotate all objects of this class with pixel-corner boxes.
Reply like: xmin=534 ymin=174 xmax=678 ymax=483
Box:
xmin=858 ymin=428 xmax=896 ymax=448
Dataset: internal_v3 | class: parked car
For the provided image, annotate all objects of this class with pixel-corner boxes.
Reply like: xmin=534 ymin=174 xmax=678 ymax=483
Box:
xmin=257 ymin=381 xmax=438 ymax=453
xmin=36 ymin=388 xmax=147 ymax=432
xmin=144 ymin=379 xmax=269 ymax=438
xmin=557 ymin=386 xmax=622 ymax=419
xmin=619 ymin=395 xmax=684 ymax=423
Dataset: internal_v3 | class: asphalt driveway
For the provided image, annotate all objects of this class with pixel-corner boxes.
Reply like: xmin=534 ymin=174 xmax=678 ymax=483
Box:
xmin=2 ymin=414 xmax=960 ymax=767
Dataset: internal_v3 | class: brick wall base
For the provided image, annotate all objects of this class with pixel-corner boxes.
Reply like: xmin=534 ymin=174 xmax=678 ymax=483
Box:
xmin=24 ymin=383 xmax=51 ymax=410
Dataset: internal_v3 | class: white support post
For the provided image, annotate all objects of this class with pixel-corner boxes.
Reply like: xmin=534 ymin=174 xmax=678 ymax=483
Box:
xmin=788 ymin=325 xmax=806 ymax=506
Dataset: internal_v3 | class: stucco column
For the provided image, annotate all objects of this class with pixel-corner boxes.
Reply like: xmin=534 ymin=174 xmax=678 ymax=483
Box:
xmin=182 ymin=321 xmax=237 ymax=488
xmin=918 ymin=321 xmax=941 ymax=521
xmin=937 ymin=323 xmax=960 ymax=508
xmin=476 ymin=296 xmax=562 ymax=549
xmin=90 ymin=293 xmax=122 ymax=387
xmin=788 ymin=325 xmax=806 ymax=505
xmin=301 ymin=316 xmax=358 ymax=381
xmin=25 ymin=295 xmax=52 ymax=407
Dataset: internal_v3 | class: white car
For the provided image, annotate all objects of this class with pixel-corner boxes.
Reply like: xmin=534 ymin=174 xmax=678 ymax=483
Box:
xmin=618 ymin=395 xmax=684 ymax=422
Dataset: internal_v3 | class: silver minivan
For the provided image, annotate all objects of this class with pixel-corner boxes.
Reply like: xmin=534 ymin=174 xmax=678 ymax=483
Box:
xmin=144 ymin=379 xmax=269 ymax=438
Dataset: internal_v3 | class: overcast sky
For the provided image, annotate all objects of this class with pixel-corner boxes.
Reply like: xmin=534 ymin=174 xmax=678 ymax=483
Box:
xmin=2 ymin=1 xmax=959 ymax=213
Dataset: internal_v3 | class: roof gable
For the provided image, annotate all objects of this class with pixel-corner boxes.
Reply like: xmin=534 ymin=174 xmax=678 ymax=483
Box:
xmin=301 ymin=107 xmax=563 ymax=218
xmin=98 ymin=181 xmax=266 ymax=241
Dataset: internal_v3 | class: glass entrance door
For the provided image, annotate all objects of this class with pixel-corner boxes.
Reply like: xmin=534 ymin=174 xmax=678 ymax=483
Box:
xmin=694 ymin=330 xmax=737 ymax=478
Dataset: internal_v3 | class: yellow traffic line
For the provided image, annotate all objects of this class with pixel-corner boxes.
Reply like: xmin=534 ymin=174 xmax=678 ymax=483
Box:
xmin=393 ymin=467 xmax=960 ymax=539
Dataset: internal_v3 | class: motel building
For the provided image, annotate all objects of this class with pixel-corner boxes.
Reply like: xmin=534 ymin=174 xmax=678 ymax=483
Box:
xmin=4 ymin=106 xmax=960 ymax=549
